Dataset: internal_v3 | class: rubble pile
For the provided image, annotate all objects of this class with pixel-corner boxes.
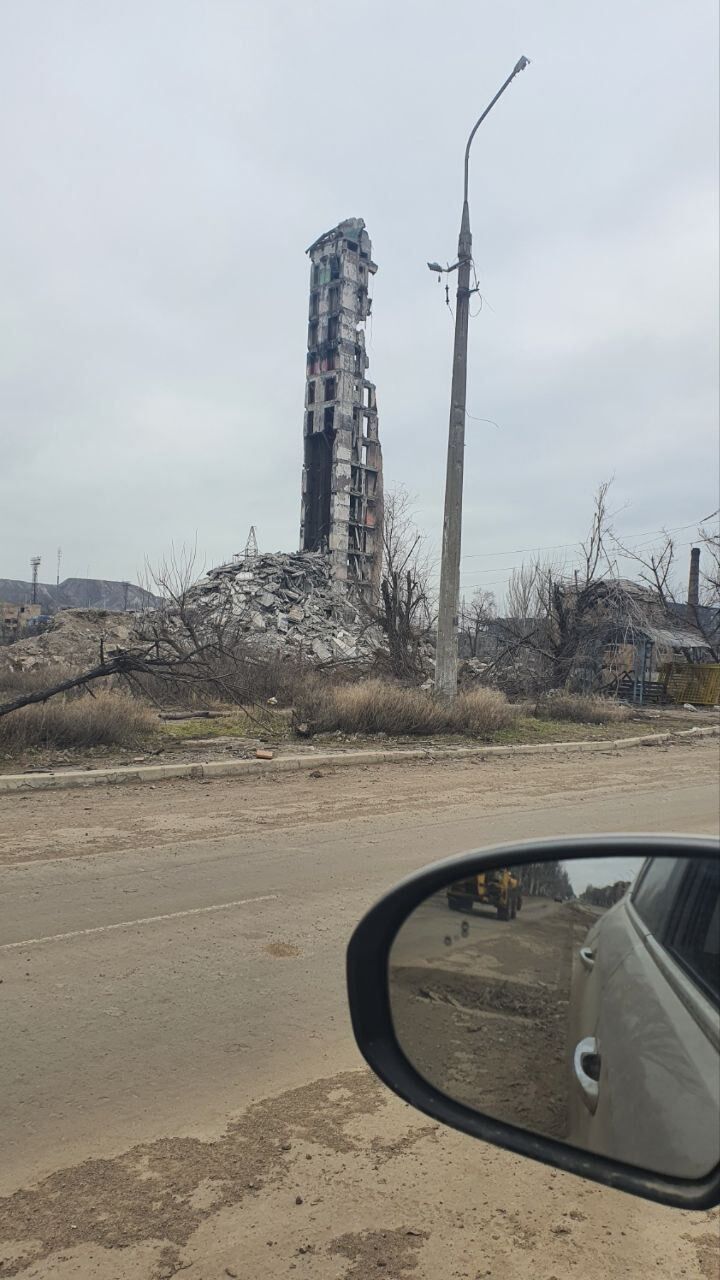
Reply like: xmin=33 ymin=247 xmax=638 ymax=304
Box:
xmin=0 ymin=610 xmax=138 ymax=675
xmin=0 ymin=553 xmax=389 ymax=678
xmin=191 ymin=551 xmax=383 ymax=664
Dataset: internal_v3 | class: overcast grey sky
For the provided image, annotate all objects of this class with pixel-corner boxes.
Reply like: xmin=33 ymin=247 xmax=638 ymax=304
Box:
xmin=1 ymin=1 xmax=718 ymax=600
xmin=564 ymin=856 xmax=644 ymax=896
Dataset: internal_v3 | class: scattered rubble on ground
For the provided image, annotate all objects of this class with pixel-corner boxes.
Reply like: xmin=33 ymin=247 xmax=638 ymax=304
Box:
xmin=0 ymin=609 xmax=138 ymax=676
xmin=0 ymin=552 xmax=409 ymax=677
xmin=457 ymin=658 xmax=490 ymax=686
xmin=189 ymin=551 xmax=384 ymax=664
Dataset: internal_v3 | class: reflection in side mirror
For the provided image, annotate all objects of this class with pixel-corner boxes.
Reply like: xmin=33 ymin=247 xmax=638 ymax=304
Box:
xmin=347 ymin=837 xmax=720 ymax=1206
xmin=388 ymin=853 xmax=720 ymax=1181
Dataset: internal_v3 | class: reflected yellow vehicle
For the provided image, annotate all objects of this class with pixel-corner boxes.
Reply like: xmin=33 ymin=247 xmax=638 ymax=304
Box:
xmin=446 ymin=868 xmax=522 ymax=921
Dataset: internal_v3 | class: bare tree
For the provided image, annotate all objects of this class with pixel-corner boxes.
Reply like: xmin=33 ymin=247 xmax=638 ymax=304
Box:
xmin=460 ymin=588 xmax=496 ymax=657
xmin=505 ymin=559 xmax=548 ymax=623
xmin=496 ymin=481 xmax=624 ymax=691
xmin=612 ymin=522 xmax=720 ymax=661
xmin=611 ymin=528 xmax=677 ymax=606
xmin=0 ymin=544 xmax=273 ymax=722
xmin=518 ymin=860 xmax=573 ymax=900
xmin=698 ymin=523 xmax=720 ymax=604
xmin=363 ymin=487 xmax=434 ymax=680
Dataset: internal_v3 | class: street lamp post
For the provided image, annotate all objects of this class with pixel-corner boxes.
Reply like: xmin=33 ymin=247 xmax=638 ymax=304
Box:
xmin=433 ymin=56 xmax=530 ymax=698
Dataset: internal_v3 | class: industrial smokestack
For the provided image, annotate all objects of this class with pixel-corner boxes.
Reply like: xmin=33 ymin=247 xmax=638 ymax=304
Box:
xmin=688 ymin=546 xmax=700 ymax=608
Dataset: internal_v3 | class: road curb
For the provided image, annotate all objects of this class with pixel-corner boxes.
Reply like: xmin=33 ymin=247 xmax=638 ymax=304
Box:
xmin=1 ymin=724 xmax=717 ymax=795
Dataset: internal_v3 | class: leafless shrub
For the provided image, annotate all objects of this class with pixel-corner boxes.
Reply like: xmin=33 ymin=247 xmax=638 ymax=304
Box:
xmin=0 ymin=692 xmax=157 ymax=750
xmin=452 ymin=688 xmax=519 ymax=735
xmin=294 ymin=679 xmax=516 ymax=738
xmin=534 ymin=692 xmax=630 ymax=725
xmin=134 ymin=644 xmax=312 ymax=709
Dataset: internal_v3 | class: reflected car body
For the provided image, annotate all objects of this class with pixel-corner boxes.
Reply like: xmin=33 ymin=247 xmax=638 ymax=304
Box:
xmin=567 ymin=856 xmax=720 ymax=1179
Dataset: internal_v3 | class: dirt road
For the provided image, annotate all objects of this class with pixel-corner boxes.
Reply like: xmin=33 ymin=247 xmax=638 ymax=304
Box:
xmin=1 ymin=739 xmax=718 ymax=1278
xmin=391 ymin=896 xmax=597 ymax=1140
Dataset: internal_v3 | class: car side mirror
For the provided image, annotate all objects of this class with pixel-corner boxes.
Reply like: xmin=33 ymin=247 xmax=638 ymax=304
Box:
xmin=346 ymin=835 xmax=720 ymax=1209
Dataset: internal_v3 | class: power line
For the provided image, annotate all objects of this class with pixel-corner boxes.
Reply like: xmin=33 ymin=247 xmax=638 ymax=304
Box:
xmin=460 ymin=539 xmax=698 ymax=594
xmin=460 ymin=540 xmax=689 ymax=579
xmin=460 ymin=538 xmax=697 ymax=584
xmin=461 ymin=518 xmax=708 ymax=561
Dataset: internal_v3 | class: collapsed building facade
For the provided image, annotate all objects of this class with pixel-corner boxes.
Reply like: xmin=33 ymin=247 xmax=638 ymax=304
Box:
xmin=299 ymin=218 xmax=383 ymax=598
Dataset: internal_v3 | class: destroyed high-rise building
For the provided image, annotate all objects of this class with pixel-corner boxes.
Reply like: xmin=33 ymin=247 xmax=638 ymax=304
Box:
xmin=300 ymin=218 xmax=383 ymax=595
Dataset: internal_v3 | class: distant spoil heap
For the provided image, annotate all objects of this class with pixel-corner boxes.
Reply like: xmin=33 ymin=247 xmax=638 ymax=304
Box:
xmin=191 ymin=551 xmax=382 ymax=664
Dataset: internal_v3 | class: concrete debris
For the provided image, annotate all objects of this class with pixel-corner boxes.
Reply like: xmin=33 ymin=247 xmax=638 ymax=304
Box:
xmin=457 ymin=658 xmax=491 ymax=687
xmin=0 ymin=552 xmax=386 ymax=677
xmin=190 ymin=550 xmax=383 ymax=664
xmin=0 ymin=609 xmax=138 ymax=676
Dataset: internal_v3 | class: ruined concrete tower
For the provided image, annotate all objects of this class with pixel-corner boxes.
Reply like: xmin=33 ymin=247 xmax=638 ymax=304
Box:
xmin=300 ymin=218 xmax=383 ymax=596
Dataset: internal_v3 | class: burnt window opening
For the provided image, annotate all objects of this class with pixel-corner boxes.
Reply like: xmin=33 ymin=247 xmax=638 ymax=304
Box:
xmin=309 ymin=291 xmax=320 ymax=318
xmin=324 ymin=405 xmax=335 ymax=431
xmin=307 ymin=381 xmax=316 ymax=405
xmin=327 ymin=315 xmax=339 ymax=343
xmin=308 ymin=320 xmax=319 ymax=347
xmin=311 ymin=265 xmax=320 ymax=287
xmin=346 ymin=240 xmax=358 ymax=253
xmin=303 ymin=430 xmax=334 ymax=553
xmin=328 ymin=285 xmax=340 ymax=311
xmin=330 ymin=256 xmax=340 ymax=279
xmin=306 ymin=410 xmax=314 ymax=433
xmin=324 ymin=377 xmax=336 ymax=402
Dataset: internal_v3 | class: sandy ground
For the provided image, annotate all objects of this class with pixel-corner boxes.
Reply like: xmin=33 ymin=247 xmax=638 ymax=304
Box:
xmin=0 ymin=739 xmax=718 ymax=1279
xmin=390 ymin=896 xmax=593 ymax=1140
xmin=1 ymin=732 xmax=718 ymax=868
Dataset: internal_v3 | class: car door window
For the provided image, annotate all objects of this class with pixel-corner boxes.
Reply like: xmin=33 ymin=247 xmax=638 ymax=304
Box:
xmin=631 ymin=857 xmax=684 ymax=938
xmin=665 ymin=858 xmax=720 ymax=1004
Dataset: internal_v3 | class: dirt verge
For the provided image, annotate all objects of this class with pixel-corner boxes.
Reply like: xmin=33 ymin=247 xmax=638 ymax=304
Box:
xmin=1 ymin=735 xmax=717 ymax=869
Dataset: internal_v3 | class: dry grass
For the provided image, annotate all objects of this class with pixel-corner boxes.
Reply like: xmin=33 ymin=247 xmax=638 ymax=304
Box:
xmin=0 ymin=664 xmax=81 ymax=699
xmin=295 ymin=679 xmax=517 ymax=738
xmin=133 ymin=646 xmax=312 ymax=710
xmin=534 ymin=691 xmax=630 ymax=725
xmin=0 ymin=692 xmax=157 ymax=750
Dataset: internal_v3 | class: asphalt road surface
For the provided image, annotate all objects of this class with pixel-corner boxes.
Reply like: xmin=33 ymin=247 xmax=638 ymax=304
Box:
xmin=1 ymin=740 xmax=718 ymax=1279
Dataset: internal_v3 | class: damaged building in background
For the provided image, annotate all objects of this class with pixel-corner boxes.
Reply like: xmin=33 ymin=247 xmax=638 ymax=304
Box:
xmin=299 ymin=218 xmax=383 ymax=598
